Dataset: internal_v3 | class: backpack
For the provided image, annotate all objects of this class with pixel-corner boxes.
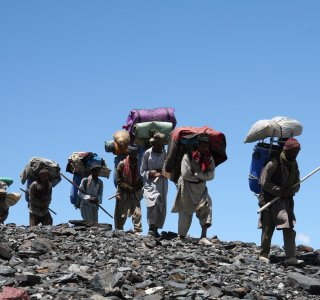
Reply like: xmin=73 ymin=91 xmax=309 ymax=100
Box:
xmin=248 ymin=142 xmax=282 ymax=194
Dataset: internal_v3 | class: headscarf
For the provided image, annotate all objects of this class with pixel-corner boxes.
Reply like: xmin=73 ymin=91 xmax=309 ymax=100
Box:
xmin=280 ymin=151 xmax=298 ymax=187
xmin=123 ymin=156 xmax=139 ymax=185
xmin=283 ymin=138 xmax=301 ymax=151
xmin=192 ymin=150 xmax=212 ymax=172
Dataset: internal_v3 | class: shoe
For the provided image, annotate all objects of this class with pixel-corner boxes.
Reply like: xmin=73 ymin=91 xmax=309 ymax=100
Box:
xmin=134 ymin=231 xmax=141 ymax=236
xmin=199 ymin=237 xmax=213 ymax=246
xmin=258 ymin=256 xmax=270 ymax=263
xmin=285 ymin=257 xmax=304 ymax=266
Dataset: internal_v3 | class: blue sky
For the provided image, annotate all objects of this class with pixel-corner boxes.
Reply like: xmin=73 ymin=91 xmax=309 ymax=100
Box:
xmin=1 ymin=1 xmax=319 ymax=249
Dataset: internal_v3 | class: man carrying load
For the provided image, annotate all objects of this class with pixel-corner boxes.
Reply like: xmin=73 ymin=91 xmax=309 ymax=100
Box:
xmin=172 ymin=134 xmax=215 ymax=245
xmin=258 ymin=138 xmax=302 ymax=265
xmin=29 ymin=168 xmax=53 ymax=226
xmin=77 ymin=164 xmax=103 ymax=225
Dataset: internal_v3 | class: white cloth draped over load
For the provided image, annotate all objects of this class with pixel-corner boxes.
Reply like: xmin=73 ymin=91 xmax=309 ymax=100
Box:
xmin=244 ymin=116 xmax=303 ymax=143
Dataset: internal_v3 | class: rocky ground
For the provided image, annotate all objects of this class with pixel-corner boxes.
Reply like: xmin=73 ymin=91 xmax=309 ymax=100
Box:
xmin=0 ymin=223 xmax=320 ymax=300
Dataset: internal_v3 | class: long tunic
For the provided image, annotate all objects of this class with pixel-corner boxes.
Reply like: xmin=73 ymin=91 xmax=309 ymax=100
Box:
xmin=116 ymin=158 xmax=143 ymax=221
xmin=29 ymin=181 xmax=52 ymax=217
xmin=172 ymin=153 xmax=215 ymax=215
xmin=258 ymin=158 xmax=300 ymax=229
xmin=140 ymin=147 xmax=168 ymax=227
xmin=78 ymin=175 xmax=103 ymax=223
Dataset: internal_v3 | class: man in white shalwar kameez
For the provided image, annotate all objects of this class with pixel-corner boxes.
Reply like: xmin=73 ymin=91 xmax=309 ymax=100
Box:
xmin=140 ymin=133 xmax=168 ymax=237
xmin=78 ymin=165 xmax=103 ymax=225
xmin=172 ymin=135 xmax=215 ymax=245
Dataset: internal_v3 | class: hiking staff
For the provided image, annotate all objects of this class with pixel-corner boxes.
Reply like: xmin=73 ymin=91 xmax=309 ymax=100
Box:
xmin=59 ymin=173 xmax=113 ymax=219
xmin=20 ymin=188 xmax=57 ymax=215
xmin=258 ymin=165 xmax=320 ymax=214
xmin=108 ymin=193 xmax=120 ymax=200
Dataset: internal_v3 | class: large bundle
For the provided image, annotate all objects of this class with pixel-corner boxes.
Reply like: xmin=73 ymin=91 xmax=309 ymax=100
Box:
xmin=20 ymin=157 xmax=61 ymax=187
xmin=66 ymin=152 xmax=111 ymax=178
xmin=164 ymin=126 xmax=227 ymax=183
xmin=123 ymin=107 xmax=177 ymax=147
xmin=0 ymin=178 xmax=21 ymax=207
xmin=123 ymin=107 xmax=177 ymax=134
xmin=105 ymin=130 xmax=130 ymax=155
xmin=244 ymin=116 xmax=303 ymax=143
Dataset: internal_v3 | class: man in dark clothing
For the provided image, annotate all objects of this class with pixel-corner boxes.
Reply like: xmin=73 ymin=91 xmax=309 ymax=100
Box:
xmin=258 ymin=138 xmax=302 ymax=265
xmin=29 ymin=168 xmax=53 ymax=226
xmin=115 ymin=144 xmax=143 ymax=233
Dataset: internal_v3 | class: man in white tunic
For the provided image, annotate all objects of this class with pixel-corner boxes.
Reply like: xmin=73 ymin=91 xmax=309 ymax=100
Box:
xmin=78 ymin=165 xmax=103 ymax=225
xmin=172 ymin=135 xmax=215 ymax=245
xmin=140 ymin=133 xmax=168 ymax=237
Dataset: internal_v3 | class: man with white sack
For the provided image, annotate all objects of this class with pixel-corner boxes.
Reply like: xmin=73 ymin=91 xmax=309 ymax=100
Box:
xmin=258 ymin=138 xmax=302 ymax=265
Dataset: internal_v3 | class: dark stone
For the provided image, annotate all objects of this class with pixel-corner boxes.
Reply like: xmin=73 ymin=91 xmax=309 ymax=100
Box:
xmin=31 ymin=238 xmax=53 ymax=253
xmin=15 ymin=274 xmax=41 ymax=286
xmin=0 ymin=266 xmax=15 ymax=277
xmin=287 ymin=272 xmax=320 ymax=294
xmin=0 ymin=243 xmax=13 ymax=260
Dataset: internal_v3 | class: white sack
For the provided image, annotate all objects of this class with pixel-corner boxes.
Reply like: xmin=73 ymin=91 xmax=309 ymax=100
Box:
xmin=272 ymin=116 xmax=303 ymax=138
xmin=244 ymin=119 xmax=281 ymax=143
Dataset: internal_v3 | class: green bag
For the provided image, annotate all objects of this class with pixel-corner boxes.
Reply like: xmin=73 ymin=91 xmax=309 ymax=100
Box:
xmin=133 ymin=121 xmax=173 ymax=139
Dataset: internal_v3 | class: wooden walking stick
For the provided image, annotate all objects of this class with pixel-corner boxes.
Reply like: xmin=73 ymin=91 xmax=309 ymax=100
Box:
xmin=108 ymin=193 xmax=120 ymax=200
xmin=258 ymin=165 xmax=320 ymax=214
xmin=60 ymin=173 xmax=113 ymax=219
xmin=20 ymin=188 xmax=57 ymax=215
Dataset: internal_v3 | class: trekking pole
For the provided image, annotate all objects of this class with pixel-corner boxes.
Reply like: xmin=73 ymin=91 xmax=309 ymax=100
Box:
xmin=20 ymin=188 xmax=57 ymax=215
xmin=108 ymin=194 xmax=119 ymax=200
xmin=59 ymin=173 xmax=113 ymax=219
xmin=258 ymin=165 xmax=320 ymax=214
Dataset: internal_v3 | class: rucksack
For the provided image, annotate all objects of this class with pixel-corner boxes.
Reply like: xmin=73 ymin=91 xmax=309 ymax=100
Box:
xmin=248 ymin=142 xmax=282 ymax=194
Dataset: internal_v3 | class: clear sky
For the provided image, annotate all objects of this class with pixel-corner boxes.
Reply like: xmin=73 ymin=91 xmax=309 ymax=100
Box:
xmin=1 ymin=1 xmax=319 ymax=249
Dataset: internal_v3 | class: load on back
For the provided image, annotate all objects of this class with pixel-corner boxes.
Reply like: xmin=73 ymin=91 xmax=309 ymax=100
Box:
xmin=20 ymin=157 xmax=62 ymax=202
xmin=245 ymin=116 xmax=303 ymax=195
xmin=105 ymin=107 xmax=177 ymax=187
xmin=164 ymin=126 xmax=228 ymax=183
xmin=66 ymin=152 xmax=110 ymax=207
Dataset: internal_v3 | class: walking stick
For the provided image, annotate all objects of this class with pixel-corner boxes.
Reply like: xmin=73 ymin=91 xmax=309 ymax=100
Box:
xmin=60 ymin=173 xmax=113 ymax=219
xmin=20 ymin=188 xmax=57 ymax=215
xmin=258 ymin=165 xmax=320 ymax=214
xmin=108 ymin=194 xmax=120 ymax=200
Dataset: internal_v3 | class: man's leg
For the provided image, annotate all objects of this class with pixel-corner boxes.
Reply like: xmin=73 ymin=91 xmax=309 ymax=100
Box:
xmin=30 ymin=212 xmax=39 ymax=226
xmin=132 ymin=204 xmax=142 ymax=232
xmin=260 ymin=209 xmax=275 ymax=258
xmin=114 ymin=201 xmax=125 ymax=230
xmin=41 ymin=212 xmax=53 ymax=225
xmin=178 ymin=210 xmax=193 ymax=237
xmin=283 ymin=228 xmax=296 ymax=258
